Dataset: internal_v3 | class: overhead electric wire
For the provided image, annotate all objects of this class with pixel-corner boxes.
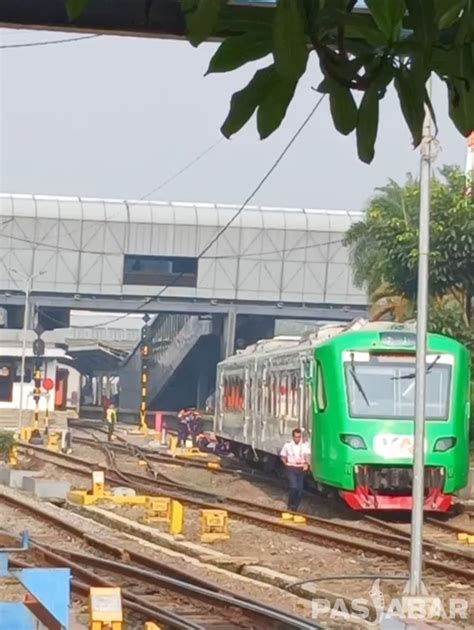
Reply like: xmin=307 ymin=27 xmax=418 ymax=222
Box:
xmin=0 ymin=35 xmax=99 ymax=50
xmin=198 ymin=94 xmax=326 ymax=260
xmin=136 ymin=138 xmax=225 ymax=202
xmin=13 ymin=94 xmax=327 ymax=329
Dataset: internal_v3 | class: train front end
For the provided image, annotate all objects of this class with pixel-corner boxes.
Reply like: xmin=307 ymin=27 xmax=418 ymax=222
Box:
xmin=313 ymin=329 xmax=470 ymax=512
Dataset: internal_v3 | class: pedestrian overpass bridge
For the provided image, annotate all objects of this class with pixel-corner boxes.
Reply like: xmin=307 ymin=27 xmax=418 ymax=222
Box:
xmin=0 ymin=193 xmax=367 ymax=410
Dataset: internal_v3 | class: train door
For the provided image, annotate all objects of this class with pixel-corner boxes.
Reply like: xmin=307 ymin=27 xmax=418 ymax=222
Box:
xmin=250 ymin=362 xmax=258 ymax=448
xmin=299 ymin=354 xmax=314 ymax=436
xmin=216 ymin=369 xmax=224 ymax=433
xmin=261 ymin=363 xmax=268 ymax=445
xmin=243 ymin=365 xmax=250 ymax=443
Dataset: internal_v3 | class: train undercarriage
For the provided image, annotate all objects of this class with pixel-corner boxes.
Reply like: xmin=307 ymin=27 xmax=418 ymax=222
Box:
xmin=224 ymin=442 xmax=454 ymax=512
xmin=340 ymin=465 xmax=453 ymax=512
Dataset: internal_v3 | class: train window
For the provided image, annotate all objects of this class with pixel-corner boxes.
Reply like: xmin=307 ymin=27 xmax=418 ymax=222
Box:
xmin=256 ymin=371 xmax=263 ymax=415
xmin=272 ymin=374 xmax=277 ymax=417
xmin=223 ymin=374 xmax=244 ymax=412
xmin=266 ymin=375 xmax=271 ymax=414
xmin=316 ymin=362 xmax=327 ymax=411
xmin=281 ymin=373 xmax=289 ymax=416
xmin=248 ymin=377 xmax=253 ymax=412
xmin=289 ymin=371 xmax=299 ymax=420
xmin=344 ymin=360 xmax=451 ymax=420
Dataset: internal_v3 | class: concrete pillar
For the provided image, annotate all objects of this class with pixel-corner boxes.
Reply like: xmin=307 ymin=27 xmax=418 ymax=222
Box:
xmin=196 ymin=366 xmax=208 ymax=409
xmin=223 ymin=311 xmax=237 ymax=358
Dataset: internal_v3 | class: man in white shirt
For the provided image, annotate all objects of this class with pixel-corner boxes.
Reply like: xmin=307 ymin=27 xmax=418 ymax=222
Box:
xmin=280 ymin=428 xmax=311 ymax=512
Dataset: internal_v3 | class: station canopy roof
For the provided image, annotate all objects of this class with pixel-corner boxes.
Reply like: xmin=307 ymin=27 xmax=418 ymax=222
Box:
xmin=64 ymin=343 xmax=128 ymax=375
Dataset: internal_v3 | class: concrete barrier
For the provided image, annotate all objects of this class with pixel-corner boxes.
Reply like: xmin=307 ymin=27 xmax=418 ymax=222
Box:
xmin=0 ymin=468 xmax=41 ymax=489
xmin=22 ymin=476 xmax=71 ymax=501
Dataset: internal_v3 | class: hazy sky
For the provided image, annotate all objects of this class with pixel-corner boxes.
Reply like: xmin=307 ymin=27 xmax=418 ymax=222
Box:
xmin=0 ymin=28 xmax=467 ymax=212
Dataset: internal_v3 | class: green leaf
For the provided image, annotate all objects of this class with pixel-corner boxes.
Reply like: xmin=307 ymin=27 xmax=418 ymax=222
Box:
xmin=405 ymin=0 xmax=437 ymax=50
xmin=433 ymin=45 xmax=472 ymax=79
xmin=434 ymin=0 xmax=467 ymax=29
xmin=335 ymin=13 xmax=387 ymax=47
xmin=357 ymin=84 xmax=379 ymax=164
xmin=257 ymin=78 xmax=297 ymax=139
xmin=65 ymin=0 xmax=89 ymax=21
xmin=394 ymin=67 xmax=425 ymax=146
xmin=273 ymin=0 xmax=309 ymax=81
xmin=207 ymin=31 xmax=272 ymax=74
xmin=327 ymin=79 xmax=358 ymax=136
xmin=366 ymin=0 xmax=406 ymax=41
xmin=218 ymin=5 xmax=274 ymax=34
xmin=183 ymin=0 xmax=223 ymax=47
xmin=448 ymin=77 xmax=474 ymax=136
xmin=221 ymin=66 xmax=275 ymax=138
xmin=441 ymin=44 xmax=474 ymax=134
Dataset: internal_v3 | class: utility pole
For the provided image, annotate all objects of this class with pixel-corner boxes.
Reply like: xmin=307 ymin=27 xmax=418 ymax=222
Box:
xmin=17 ymin=275 xmax=32 ymax=429
xmin=409 ymin=82 xmax=437 ymax=596
xmin=466 ymin=132 xmax=474 ymax=197
xmin=13 ymin=269 xmax=45 ymax=429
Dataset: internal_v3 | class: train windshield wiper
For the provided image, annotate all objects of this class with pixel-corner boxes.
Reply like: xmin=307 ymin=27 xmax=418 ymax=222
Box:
xmin=391 ymin=354 xmax=441 ymax=381
xmin=349 ymin=356 xmax=370 ymax=407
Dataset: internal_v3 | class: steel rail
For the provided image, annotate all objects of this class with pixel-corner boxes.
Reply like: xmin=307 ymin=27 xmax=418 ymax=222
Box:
xmin=16 ymin=443 xmax=474 ymax=581
xmin=10 ymin=551 xmax=205 ymax=630
xmin=0 ymin=492 xmax=324 ymax=630
xmin=36 ymin=543 xmax=322 ymax=630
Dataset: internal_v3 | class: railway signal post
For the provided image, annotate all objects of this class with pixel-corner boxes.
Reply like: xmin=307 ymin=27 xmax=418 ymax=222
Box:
xmin=139 ymin=314 xmax=151 ymax=435
xmin=32 ymin=325 xmax=45 ymax=431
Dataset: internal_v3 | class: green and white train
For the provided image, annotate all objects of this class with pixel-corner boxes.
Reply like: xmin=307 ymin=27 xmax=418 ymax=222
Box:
xmin=214 ymin=320 xmax=471 ymax=511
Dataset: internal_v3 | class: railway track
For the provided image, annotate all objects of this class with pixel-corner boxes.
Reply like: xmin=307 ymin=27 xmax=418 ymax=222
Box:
xmin=72 ymin=423 xmax=283 ymax=484
xmin=365 ymin=514 xmax=474 ymax=547
xmin=1 ymin=491 xmax=323 ymax=630
xmin=17 ymin=440 xmax=474 ymax=584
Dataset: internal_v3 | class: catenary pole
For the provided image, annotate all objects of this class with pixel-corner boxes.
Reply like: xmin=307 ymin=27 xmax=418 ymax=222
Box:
xmin=18 ymin=276 xmax=32 ymax=429
xmin=409 ymin=80 xmax=436 ymax=596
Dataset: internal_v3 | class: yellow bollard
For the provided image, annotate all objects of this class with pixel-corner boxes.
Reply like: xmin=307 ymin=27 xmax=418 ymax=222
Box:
xmin=169 ymin=500 xmax=184 ymax=536
xmin=168 ymin=434 xmax=178 ymax=455
xmin=20 ymin=427 xmax=33 ymax=442
xmin=47 ymin=432 xmax=60 ymax=452
xmin=89 ymin=587 xmax=122 ymax=630
xmin=143 ymin=497 xmax=171 ymax=523
xmin=200 ymin=509 xmax=229 ymax=543
xmin=8 ymin=447 xmax=18 ymax=467
xmin=142 ymin=497 xmax=184 ymax=535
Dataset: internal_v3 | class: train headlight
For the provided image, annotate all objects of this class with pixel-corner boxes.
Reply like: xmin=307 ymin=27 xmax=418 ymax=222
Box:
xmin=434 ymin=437 xmax=457 ymax=452
xmin=340 ymin=434 xmax=367 ymax=450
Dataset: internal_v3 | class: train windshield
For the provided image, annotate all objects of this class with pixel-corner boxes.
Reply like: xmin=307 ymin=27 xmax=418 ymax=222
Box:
xmin=344 ymin=357 xmax=452 ymax=420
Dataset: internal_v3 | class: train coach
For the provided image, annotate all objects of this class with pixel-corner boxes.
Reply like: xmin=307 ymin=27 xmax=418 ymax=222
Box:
xmin=214 ymin=320 xmax=471 ymax=512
